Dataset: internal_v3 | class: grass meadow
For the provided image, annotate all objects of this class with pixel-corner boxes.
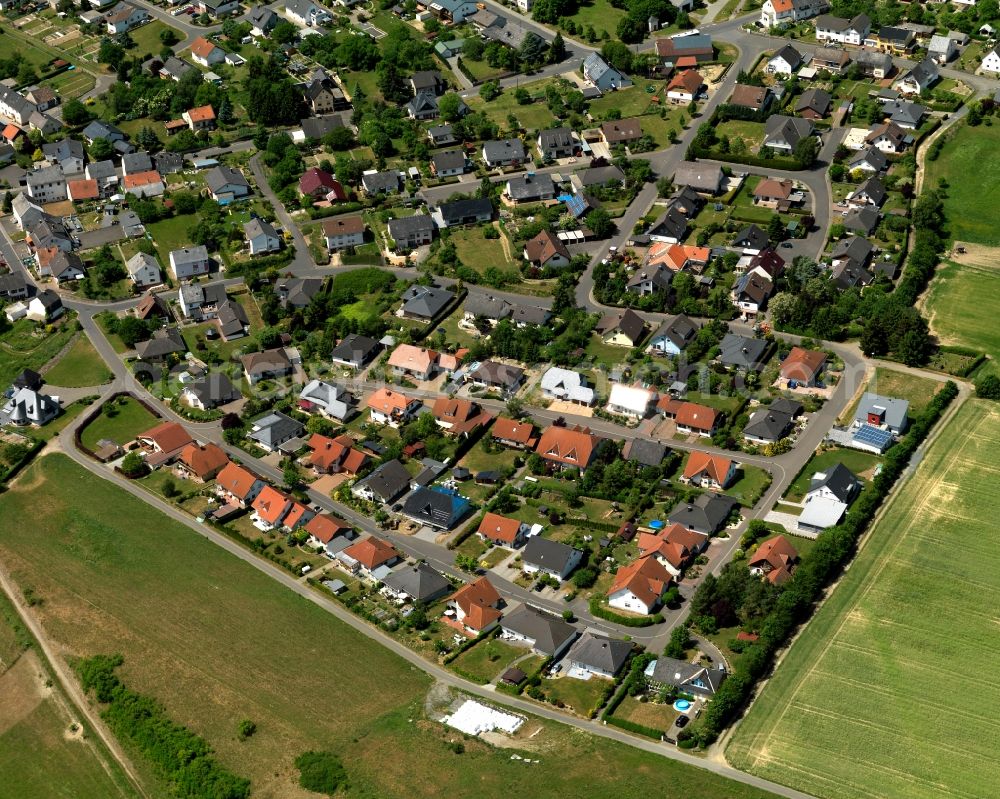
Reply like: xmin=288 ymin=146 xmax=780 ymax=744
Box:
xmin=0 ymin=455 xmax=778 ymax=799
xmin=727 ymin=400 xmax=1000 ymax=799
xmin=922 ymin=260 xmax=1000 ymax=366
xmin=42 ymin=335 xmax=113 ymax=388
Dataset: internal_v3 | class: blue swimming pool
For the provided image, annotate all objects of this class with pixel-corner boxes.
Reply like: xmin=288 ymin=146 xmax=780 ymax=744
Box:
xmin=649 ymin=520 xmax=665 ymax=530
xmin=673 ymin=699 xmax=692 ymax=712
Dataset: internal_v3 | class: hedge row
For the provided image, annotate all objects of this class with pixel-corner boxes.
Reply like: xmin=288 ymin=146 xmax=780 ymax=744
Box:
xmin=604 ymin=716 xmax=665 ymax=740
xmin=0 ymin=439 xmax=44 ymax=485
xmin=686 ymin=144 xmax=804 ymax=172
xmin=442 ymin=627 xmax=495 ymax=665
xmin=698 ymin=381 xmax=959 ymax=742
xmin=589 ymin=597 xmax=663 ymax=627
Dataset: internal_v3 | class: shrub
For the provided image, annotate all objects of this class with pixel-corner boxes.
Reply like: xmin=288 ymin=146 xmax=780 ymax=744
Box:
xmin=294 ymin=751 xmax=347 ymax=796
xmin=238 ymin=719 xmax=256 ymax=740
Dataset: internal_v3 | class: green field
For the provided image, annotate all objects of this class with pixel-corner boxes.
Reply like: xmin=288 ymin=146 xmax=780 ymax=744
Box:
xmin=728 ymin=400 xmax=1000 ymax=799
xmin=867 ymin=367 xmax=943 ymax=416
xmin=925 ymin=121 xmax=1000 ymax=245
xmin=449 ymin=637 xmax=524 ymax=683
xmin=79 ymin=396 xmax=158 ymax=450
xmin=0 ymin=318 xmax=77 ymax=388
xmin=127 ymin=20 xmax=182 ymax=60
xmin=922 ymin=260 xmax=1000 ymax=365
xmin=0 ymin=455 xmax=780 ymax=799
xmin=42 ymin=335 xmax=113 ymax=388
xmin=563 ymin=0 xmax=627 ymax=39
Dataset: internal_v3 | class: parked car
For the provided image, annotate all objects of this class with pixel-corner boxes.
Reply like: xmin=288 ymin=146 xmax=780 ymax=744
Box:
xmin=675 ymin=714 xmax=690 ymax=729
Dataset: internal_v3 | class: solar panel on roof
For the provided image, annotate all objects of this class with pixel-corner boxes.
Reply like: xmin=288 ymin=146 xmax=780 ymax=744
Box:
xmin=564 ymin=194 xmax=588 ymax=218
xmin=853 ymin=424 xmax=892 ymax=449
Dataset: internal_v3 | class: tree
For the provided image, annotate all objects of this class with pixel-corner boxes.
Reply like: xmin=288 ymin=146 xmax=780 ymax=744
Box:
xmin=98 ymin=39 xmax=126 ymax=69
xmin=238 ymin=720 xmax=257 ymax=740
xmin=601 ymin=41 xmax=633 ymax=73
xmin=2 ymin=191 xmax=11 ymax=214
xmin=115 ymin=317 xmax=150 ymax=348
xmin=159 ymin=27 xmax=179 ymax=46
xmin=135 ymin=126 xmax=161 ymax=151
xmin=975 ymin=373 xmax=1000 ymax=400
xmin=663 ymin=625 xmax=691 ymax=659
xmin=480 ymin=80 xmax=501 ymax=101
xmin=16 ymin=60 xmax=37 ymax=86
xmin=119 ymin=451 xmax=146 ymax=478
xmin=217 ymin=96 xmax=235 ymax=125
xmin=162 ymin=477 xmax=178 ymax=498
xmin=437 ymin=93 xmax=463 ymax=122
xmin=295 ymin=751 xmax=347 ymax=796
xmin=548 ymin=31 xmax=567 ymax=63
xmin=793 ymin=135 xmax=820 ymax=167
xmin=463 ymin=36 xmax=484 ymax=61
xmin=585 ymin=207 xmax=615 ymax=238
xmin=322 ymin=126 xmax=355 ymax=151
xmin=519 ymin=31 xmax=547 ymax=67
xmin=767 ymin=213 xmax=788 ymax=244
xmin=336 ymin=33 xmax=380 ymax=70
xmin=88 ymin=138 xmax=114 ymax=161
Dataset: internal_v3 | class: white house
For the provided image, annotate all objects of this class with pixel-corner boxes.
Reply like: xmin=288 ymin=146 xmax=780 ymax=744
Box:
xmin=521 ymin=537 xmax=583 ymax=582
xmin=981 ymin=46 xmax=1000 ymax=74
xmin=540 ymin=367 xmax=595 ymax=405
xmin=606 ymin=384 xmax=656 ymax=419
xmin=168 ymin=246 xmax=210 ymax=280
xmin=2 ymin=387 xmax=59 ymax=426
xmin=26 ymin=165 xmax=66 ymax=204
xmin=105 ymin=2 xmax=147 ymax=34
xmin=607 ymin=555 xmax=672 ymax=616
xmin=893 ymin=58 xmax=939 ymax=95
xmin=766 ymin=45 xmax=802 ymax=76
xmin=760 ymin=0 xmax=828 ymax=27
xmin=814 ymin=12 xmax=869 ymax=44
xmin=285 ymin=0 xmax=332 ymax=26
xmin=244 ymin=218 xmax=281 ymax=255
xmin=125 ymin=252 xmax=161 ymax=287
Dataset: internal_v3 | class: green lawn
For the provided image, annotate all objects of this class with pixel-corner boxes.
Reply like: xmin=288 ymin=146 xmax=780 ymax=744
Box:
xmin=146 ymin=213 xmax=200 ymax=264
xmin=28 ymin=398 xmax=89 ymax=443
xmin=79 ymin=396 xmax=159 ymax=450
xmin=563 ymin=0 xmax=627 ymax=40
xmin=42 ymin=335 xmax=113 ymax=388
xmin=447 ymin=225 xmax=514 ymax=276
xmin=867 ymin=367 xmax=943 ymax=417
xmin=922 ymin=260 xmax=1000 ymax=365
xmin=589 ymin=78 xmax=664 ymax=120
xmin=541 ymin=675 xmax=613 ymax=716
xmin=924 ymin=120 xmax=1000 ymax=245
xmin=723 ymin=465 xmax=771 ymax=507
xmin=728 ymin=400 xmax=1000 ymax=799
xmin=783 ymin=447 xmax=881 ymax=502
xmin=128 ymin=20 xmax=182 ymax=60
xmin=0 ymin=454 xmax=779 ymax=799
xmin=0 ymin=318 xmax=77 ymax=388
xmin=715 ymin=120 xmax=765 ymax=152
xmin=465 ymin=78 xmax=563 ymax=133
xmin=449 ymin=637 xmax=524 ymax=684
xmin=585 ymin=334 xmax=636 ymax=368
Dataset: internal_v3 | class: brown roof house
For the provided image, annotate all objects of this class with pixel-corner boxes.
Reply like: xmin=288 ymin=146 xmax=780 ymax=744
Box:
xmin=749 ymin=534 xmax=799 ymax=585
xmin=523 ymin=230 xmax=571 ymax=269
xmin=601 ymin=118 xmax=643 ymax=146
xmin=535 ymin=425 xmax=601 ymax=473
xmin=780 ymin=346 xmax=827 ymax=387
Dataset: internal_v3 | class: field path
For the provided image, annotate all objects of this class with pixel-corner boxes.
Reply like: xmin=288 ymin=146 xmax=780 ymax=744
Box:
xmin=0 ymin=564 xmax=151 ymax=799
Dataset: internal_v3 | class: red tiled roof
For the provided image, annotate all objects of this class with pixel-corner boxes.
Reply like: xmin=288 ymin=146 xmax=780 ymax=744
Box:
xmin=491 ymin=416 xmax=537 ymax=447
xmin=305 ymin=514 xmax=351 ymax=544
xmin=682 ymin=451 xmax=733 ymax=484
xmin=251 ymin=485 xmax=292 ymax=525
xmin=780 ymin=347 xmax=827 ymax=382
xmin=477 ymin=512 xmax=522 ymax=545
xmin=450 ymin=576 xmax=502 ymax=631
xmin=536 ymin=425 xmax=599 ymax=468
xmin=215 ymin=462 xmax=260 ymax=500
xmin=609 ymin=555 xmax=672 ymax=609
xmin=138 ymin=421 xmax=193 ymax=453
xmin=674 ymin=402 xmax=720 ymax=432
xmin=343 ymin=536 xmax=399 ymax=570
xmin=178 ymin=442 xmax=229 ymax=480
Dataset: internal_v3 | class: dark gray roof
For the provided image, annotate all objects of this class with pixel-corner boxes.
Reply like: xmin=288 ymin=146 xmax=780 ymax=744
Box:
xmin=410 ymin=69 xmax=444 ymax=92
xmin=0 ymin=272 xmax=29 ymax=296
xmin=623 ymin=438 xmax=669 ymax=468
xmin=465 ymin=293 xmax=511 ymax=319
xmin=843 ymin=205 xmax=879 ymax=234
xmin=764 ymin=115 xmax=814 ymax=148
xmin=382 ymin=563 xmax=451 ymax=602
xmin=388 ymin=214 xmax=435 ymax=240
xmin=772 ymin=44 xmax=803 ymax=69
xmin=501 ymin=604 xmax=578 ymax=655
xmin=248 ymin=411 xmax=304 ymax=449
xmin=734 ymin=223 xmax=769 ymax=250
xmin=577 ymin=165 xmax=625 ymax=187
xmin=400 ymin=283 xmax=454 ymax=319
xmin=134 ymin=327 xmax=186 ymax=360
xmin=647 ymin=657 xmax=727 ymax=696
xmin=795 ymin=87 xmax=831 ymax=115
xmin=667 ymin=493 xmax=738 ymax=534
xmin=407 ymin=91 xmax=438 ymax=116
xmin=566 ymin=631 xmax=632 ymax=675
xmin=122 ymin=151 xmax=153 ymax=173
xmin=275 ymin=276 xmax=323 ymax=308
xmin=362 ymin=170 xmax=400 ymax=193
xmin=438 ymin=197 xmax=492 ymax=224
xmin=849 ymin=147 xmax=887 ymax=172
xmin=510 ymin=304 xmax=551 ymax=326
xmin=522 ymin=536 xmax=581 ymax=573
xmin=154 ymin=151 xmax=185 ymax=174
xmin=355 ymin=459 xmax=411 ymax=503
xmin=855 ymin=175 xmax=886 ymax=205
xmin=330 ymin=333 xmax=381 ymax=367
xmin=831 ymin=236 xmax=873 ymax=264
xmin=769 ymin=397 xmax=803 ymax=417
xmin=483 ymin=138 xmax=526 ymax=164
xmin=205 ymin=165 xmax=250 ymax=194
xmin=808 ymin=462 xmax=859 ymax=503
xmin=83 ymin=120 xmax=124 ymax=142
xmin=432 ymin=150 xmax=466 ymax=172
xmin=401 ymin=486 xmax=468 ymax=529
xmin=651 ymin=313 xmax=698 ymax=350
xmin=538 ymin=127 xmax=573 ymax=149
xmin=649 ymin=207 xmax=689 ymax=240
xmin=884 ymin=100 xmax=925 ymax=127
xmin=743 ymin=408 xmax=793 ymax=441
xmin=599 ymin=308 xmax=646 ymax=343
xmin=505 ymin=173 xmax=554 ymax=201
xmin=86 ymin=159 xmax=117 ymax=180
xmin=184 ymin=373 xmax=240 ymax=408
xmin=300 ymin=115 xmax=345 ymax=140
xmin=470 ymin=360 xmax=524 ymax=389
xmin=42 ymin=138 xmax=84 ymax=165
xmin=216 ymin=299 xmax=249 ymax=338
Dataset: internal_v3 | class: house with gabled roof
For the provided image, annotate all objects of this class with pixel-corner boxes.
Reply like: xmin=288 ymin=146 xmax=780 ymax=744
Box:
xmin=136 ymin=422 xmax=194 ymax=462
xmin=299 ymin=379 xmax=354 ymax=421
xmin=749 ymin=534 xmax=799 ymax=584
xmin=448 ymin=576 xmax=504 ymax=635
xmin=431 ymin=397 xmax=493 ymax=437
xmin=247 ymin=411 xmax=304 ymax=453
xmin=351 ymin=459 xmax=410 ymax=504
xmin=668 ymin=493 xmax=738 ymax=535
xmin=682 ymin=451 xmax=736 ymax=489
xmin=382 ymin=563 xmax=452 ymax=604
xmin=304 ymin=514 xmax=353 ymax=554
xmin=582 ymin=53 xmax=631 ymax=91
xmin=798 ymin=462 xmax=860 ymax=533
xmin=176 ymin=442 xmax=229 ymax=482
xmin=339 ymin=536 xmax=401 ymax=580
xmin=535 ymin=425 xmax=600 ymax=473
xmin=478 ymin=512 xmax=529 ymax=548
xmin=491 ymin=416 xmax=538 ymax=450
xmin=637 ymin=522 xmax=708 ymax=576
xmin=645 ymin=657 xmax=727 ymax=696
xmin=596 ymin=308 xmax=647 ymax=347
xmin=189 ymin=36 xmax=225 ymax=67
xmin=608 ymin=555 xmax=672 ymax=616
xmin=780 ymin=346 xmax=827 ymax=386
xmin=766 ymin=44 xmax=803 ymax=76
xmin=743 ymin=406 xmax=795 ymax=444
xmin=366 ymin=388 xmax=422 ymax=427
xmin=672 ymin=402 xmax=721 ymax=437
xmin=307 ymin=433 xmax=369 ymax=476
xmin=500 ymin=604 xmax=578 ymax=657
xmin=402 ymin=486 xmax=470 ymax=530
xmin=523 ymin=230 xmax=570 ymax=268
xmin=215 ymin=462 xmax=265 ymax=508
xmin=565 ymin=632 xmax=632 ymax=679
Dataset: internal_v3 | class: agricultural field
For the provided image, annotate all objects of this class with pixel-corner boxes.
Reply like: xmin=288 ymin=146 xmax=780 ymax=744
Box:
xmin=0 ymin=455 xmax=778 ymax=799
xmin=42 ymin=335 xmax=113 ymax=388
xmin=728 ymin=400 xmax=1000 ymax=799
xmin=925 ymin=121 xmax=1000 ymax=245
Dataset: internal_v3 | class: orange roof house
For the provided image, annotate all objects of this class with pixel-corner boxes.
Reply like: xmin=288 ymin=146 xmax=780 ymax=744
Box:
xmin=431 ymin=397 xmax=493 ymax=437
xmin=477 ymin=512 xmax=526 ymax=546
xmin=749 ymin=535 xmax=799 ymax=585
xmin=366 ymin=388 xmax=420 ymax=426
xmin=535 ymin=425 xmax=600 ymax=471
xmin=123 ymin=170 xmax=164 ymax=194
xmin=666 ymin=69 xmax=703 ymax=97
xmin=491 ymin=416 xmax=538 ymax=449
xmin=282 ymin=501 xmax=314 ymax=530
xmin=215 ymin=462 xmax=263 ymax=506
xmin=307 ymin=433 xmax=369 ymax=475
xmin=341 ymin=536 xmax=400 ymax=572
xmin=304 ymin=514 xmax=352 ymax=545
xmin=674 ymin=402 xmax=720 ymax=435
xmin=137 ymin=421 xmax=193 ymax=454
xmin=387 ymin=343 xmax=439 ymax=378
xmin=682 ymin=451 xmax=736 ymax=489
xmin=780 ymin=347 xmax=827 ymax=386
xmin=2 ymin=124 xmax=21 ymax=142
xmin=647 ymin=242 xmax=711 ymax=272
xmin=67 ymin=179 xmax=99 ymax=202
xmin=177 ymin=442 xmax=229 ymax=481
xmin=182 ymin=104 xmax=216 ymax=129
xmin=637 ymin=523 xmax=707 ymax=574
xmin=449 ymin=576 xmax=503 ymax=633
xmin=251 ymin=485 xmax=292 ymax=527
xmin=607 ymin=555 xmax=673 ymax=616
xmin=189 ymin=36 xmax=221 ymax=63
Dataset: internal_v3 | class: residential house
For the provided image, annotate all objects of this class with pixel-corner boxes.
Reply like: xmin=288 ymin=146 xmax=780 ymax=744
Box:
xmin=482 ymin=138 xmax=526 ymax=168
xmin=410 ymin=70 xmax=446 ymax=96
xmin=601 ymin=118 xmax=643 ymax=147
xmin=178 ymin=281 xmax=227 ymax=319
xmin=853 ymin=392 xmax=909 ymax=434
xmin=136 ymin=421 xmax=193 ymax=461
xmin=843 ymin=205 xmax=880 ymax=235
xmin=307 ymin=433 xmax=368 ymax=476
xmin=798 ymin=462 xmax=860 ymax=533
xmin=25 ymin=86 xmax=58 ymax=112
xmin=467 ymin=361 xmax=524 ymax=395
xmin=865 ymin=26 xmax=915 ymax=54
xmin=250 ymin=486 xmax=292 ymax=531
xmin=197 ymin=0 xmax=239 ymax=15
xmin=159 ymin=55 xmax=194 ymax=82
xmin=244 ymin=217 xmax=281 ymax=255
xmin=681 ymin=451 xmax=737 ymax=489
xmin=176 ymin=442 xmax=229 ymax=482
xmin=848 ymin=146 xmax=887 ymax=174
xmin=351 ymin=459 xmax=411 ymax=504
xmin=104 ymin=1 xmax=147 ymax=33
xmin=180 ymin=373 xmax=240 ymax=411
xmin=168 ymin=245 xmax=210 ymax=280
xmin=582 ymin=53 xmax=631 ymax=91
xmin=121 ymin=151 xmax=154 ymax=177
xmin=928 ymin=34 xmax=957 ymax=64
xmin=753 ymin=177 xmax=796 ymax=207
xmin=478 ymin=512 xmax=529 ymax=547
xmin=298 ymin=168 xmax=341 ymax=200
xmin=303 ymin=73 xmax=346 ymax=114
xmin=0 ymin=273 xmax=29 ymax=301
xmin=366 ymin=387 xmax=422 ymax=427
xmin=37 ymin=249 xmax=84 ymax=283
xmin=766 ymin=44 xmax=803 ymax=76
xmin=429 ymin=150 xmax=467 ymax=178
xmin=749 ymin=534 xmax=799 ymax=584
xmin=729 ymin=83 xmax=771 ymax=112
xmin=122 ymin=170 xmax=165 ymax=198
xmin=523 ymin=229 xmax=570 ymax=268
xmin=25 ymin=290 xmax=63 ymax=322
xmin=668 ymin=493 xmax=738 ymax=535
xmin=564 ymin=632 xmax=632 ymax=680
xmin=811 ymin=48 xmax=850 ymax=73
xmin=41 ymin=139 xmax=83 ymax=173
xmin=274 ymin=277 xmax=323 ymax=310
xmin=638 ymin=523 xmax=708 ymax=577
xmin=540 ymin=367 xmax=594 ymax=405
xmin=249 ymin=5 xmax=278 ymax=35
xmin=743 ymin=407 xmax=795 ymax=443
xmin=285 ymin=0 xmax=333 ymax=25
xmin=388 ymin=344 xmax=439 ymax=381
xmin=26 ymin=165 xmax=66 ymax=204
xmin=67 ymin=179 xmax=99 ymax=202
xmin=338 ymin=536 xmax=401 ymax=581
xmin=732 ymin=271 xmax=774 ymax=317
xmin=853 ymin=50 xmax=893 ymax=79
xmin=427 ymin=124 xmax=458 ymax=147
xmin=322 ymin=215 xmax=366 ymax=251
xmin=387 ymin=215 xmax=435 ymax=251
xmin=648 ymin=314 xmax=699 ymax=356
xmin=432 ymin=197 xmax=493 ymax=228
xmin=1 ymin=387 xmax=59 ymax=427
xmin=596 ymin=309 xmax=647 ymax=347
xmin=304 ymin=514 xmax=353 ymax=555
xmin=182 ymin=105 xmax=215 ymax=132
xmin=382 ymin=564 xmax=451 ymax=605
xmin=329 ymin=333 xmax=381 ymax=369
xmin=535 ymin=425 xmax=600 ymax=473
xmin=402 ymin=486 xmax=469 ymax=530
xmin=124 ymin=252 xmax=160 ymax=287
xmin=780 ymin=346 xmax=827 ymax=386
xmin=734 ymin=223 xmax=770 ymax=253
xmin=537 ymin=127 xmax=575 ymax=160
xmin=215 ymin=298 xmax=249 ymax=341
xmin=760 ymin=0 xmax=828 ymax=27
xmin=247 ymin=411 xmax=304 ymax=452
xmin=883 ymin=100 xmax=925 ymax=130
xmin=654 ymin=33 xmax=714 ymax=65
xmin=189 ymin=36 xmax=225 ymax=67
xmin=666 ymin=69 xmax=703 ymax=104
xmin=448 ymin=577 xmax=503 ymax=635
xmin=795 ymin=87 xmax=832 ymax=119
xmin=814 ymin=12 xmax=870 ymax=44
xmin=361 ymin=170 xmax=400 ymax=195
xmin=215 ymin=462 xmax=265 ymax=508
xmin=981 ymin=45 xmax=1000 ymax=74
xmin=573 ymin=164 xmax=626 ymax=190
xmin=608 ymin=555 xmax=672 ymax=616
xmin=241 ymin=348 xmax=293 ymax=384
xmin=671 ymin=401 xmax=720 ymax=437
xmin=406 ymin=91 xmax=440 ymax=121
xmin=398 ymin=284 xmax=454 ymax=320
xmin=205 ymin=165 xmax=251 ymax=203
xmin=299 ymin=380 xmax=354 ymax=421
xmin=622 ymin=439 xmax=669 ymax=468
xmin=491 ymin=417 xmax=538 ymax=450
xmin=763 ymin=114 xmax=814 ymax=153
xmin=607 ymin=384 xmax=656 ymax=419
xmin=893 ymin=57 xmax=938 ymax=95
xmin=647 ymin=207 xmax=691 ymax=244
xmin=644 ymin=657 xmax=727 ymax=697
xmin=431 ymin=397 xmax=492 ymax=437
xmin=500 ymin=605 xmax=578 ymax=657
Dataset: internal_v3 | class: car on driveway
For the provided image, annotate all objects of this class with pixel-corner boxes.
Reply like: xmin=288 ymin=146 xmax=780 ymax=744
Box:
xmin=675 ymin=714 xmax=690 ymax=729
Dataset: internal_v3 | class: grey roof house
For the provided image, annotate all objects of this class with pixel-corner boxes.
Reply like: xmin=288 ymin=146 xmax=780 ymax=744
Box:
xmin=521 ymin=537 xmax=583 ymax=581
xmin=330 ymin=333 xmax=381 ymax=369
xmin=247 ymin=411 xmax=305 ymax=452
xmin=500 ymin=604 xmax=579 ymax=657
xmin=399 ymin=284 xmax=454 ymax=320
xmin=565 ymin=632 xmax=632 ymax=678
xmin=351 ymin=458 xmax=411 ymax=504
xmin=381 ymin=563 xmax=452 ymax=604
xmin=668 ymin=493 xmax=739 ymax=535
